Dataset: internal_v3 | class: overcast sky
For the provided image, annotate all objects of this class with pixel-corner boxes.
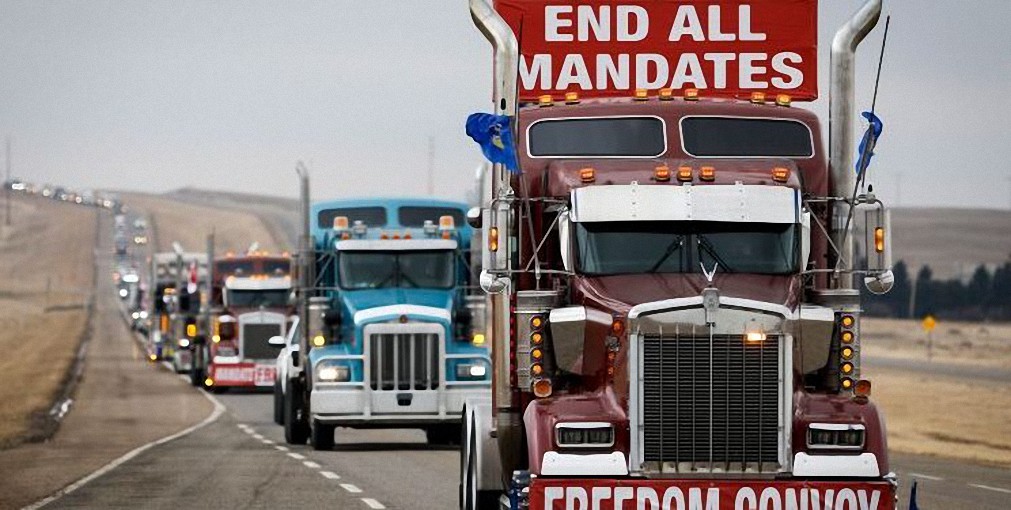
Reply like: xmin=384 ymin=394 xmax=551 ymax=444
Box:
xmin=1 ymin=1 xmax=1009 ymax=209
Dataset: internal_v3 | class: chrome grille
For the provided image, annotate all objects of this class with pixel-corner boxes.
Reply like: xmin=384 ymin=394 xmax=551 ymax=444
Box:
xmin=369 ymin=332 xmax=440 ymax=391
xmin=641 ymin=332 xmax=780 ymax=472
xmin=242 ymin=323 xmax=282 ymax=360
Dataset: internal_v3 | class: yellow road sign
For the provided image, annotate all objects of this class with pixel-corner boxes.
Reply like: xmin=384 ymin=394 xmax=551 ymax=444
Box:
xmin=922 ymin=315 xmax=937 ymax=332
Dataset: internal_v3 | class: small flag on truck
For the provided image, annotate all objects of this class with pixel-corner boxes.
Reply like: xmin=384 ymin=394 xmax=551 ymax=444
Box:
xmin=466 ymin=113 xmax=519 ymax=173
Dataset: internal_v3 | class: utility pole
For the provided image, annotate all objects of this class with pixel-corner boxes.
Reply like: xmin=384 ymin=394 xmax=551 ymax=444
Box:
xmin=5 ymin=135 xmax=11 ymax=227
xmin=427 ymin=136 xmax=435 ymax=196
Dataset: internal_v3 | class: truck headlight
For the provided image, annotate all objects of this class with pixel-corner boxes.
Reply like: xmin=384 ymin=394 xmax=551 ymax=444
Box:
xmin=178 ymin=338 xmax=190 ymax=348
xmin=316 ymin=362 xmax=350 ymax=382
xmin=456 ymin=363 xmax=488 ymax=380
xmin=807 ymin=423 xmax=865 ymax=450
xmin=555 ymin=422 xmax=615 ymax=448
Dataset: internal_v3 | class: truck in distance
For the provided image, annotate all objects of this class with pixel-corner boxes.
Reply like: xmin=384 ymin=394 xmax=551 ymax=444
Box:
xmin=197 ymin=252 xmax=293 ymax=392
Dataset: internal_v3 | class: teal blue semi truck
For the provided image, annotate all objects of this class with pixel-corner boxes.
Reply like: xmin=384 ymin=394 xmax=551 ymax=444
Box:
xmin=280 ymin=192 xmax=490 ymax=451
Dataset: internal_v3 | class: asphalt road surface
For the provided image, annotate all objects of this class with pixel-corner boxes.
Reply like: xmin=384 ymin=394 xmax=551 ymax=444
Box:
xmin=36 ymin=386 xmax=1011 ymax=509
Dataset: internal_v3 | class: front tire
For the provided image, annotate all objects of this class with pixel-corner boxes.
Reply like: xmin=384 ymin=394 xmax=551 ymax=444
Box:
xmin=427 ymin=424 xmax=462 ymax=446
xmin=272 ymin=380 xmax=284 ymax=425
xmin=460 ymin=413 xmax=499 ymax=510
xmin=310 ymin=420 xmax=335 ymax=451
xmin=283 ymin=381 xmax=309 ymax=445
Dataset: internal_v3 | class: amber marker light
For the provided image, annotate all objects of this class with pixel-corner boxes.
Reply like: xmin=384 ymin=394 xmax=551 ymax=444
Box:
xmin=580 ymin=167 xmax=596 ymax=183
xmin=531 ymin=332 xmax=544 ymax=345
xmin=538 ymin=95 xmax=554 ymax=107
xmin=841 ymin=315 xmax=855 ymax=328
xmin=750 ymin=92 xmax=767 ymax=104
xmin=531 ymin=348 xmax=544 ymax=361
xmin=776 ymin=94 xmax=792 ymax=107
xmin=699 ymin=166 xmax=716 ymax=182
xmin=633 ymin=88 xmax=648 ymax=101
xmin=653 ymin=165 xmax=671 ymax=182
xmin=611 ymin=318 xmax=625 ymax=336
xmin=658 ymin=88 xmax=674 ymax=101
xmin=489 ymin=227 xmax=499 ymax=252
xmin=854 ymin=379 xmax=872 ymax=397
xmin=677 ymin=166 xmax=693 ymax=182
xmin=531 ymin=364 xmax=544 ymax=376
xmin=684 ymin=88 xmax=699 ymax=101
xmin=841 ymin=378 xmax=854 ymax=390
xmin=841 ymin=347 xmax=855 ymax=360
xmin=841 ymin=362 xmax=854 ymax=375
xmin=204 ymin=378 xmax=214 ymax=387
xmin=841 ymin=331 xmax=855 ymax=344
xmin=564 ymin=92 xmax=580 ymax=104
xmin=312 ymin=334 xmax=326 ymax=347
xmin=874 ymin=227 xmax=885 ymax=253
xmin=532 ymin=378 xmax=553 ymax=398
xmin=772 ymin=167 xmax=791 ymax=183
xmin=530 ymin=316 xmax=544 ymax=330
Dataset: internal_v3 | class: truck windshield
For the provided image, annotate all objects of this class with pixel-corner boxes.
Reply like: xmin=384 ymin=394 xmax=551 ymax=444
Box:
xmin=575 ymin=221 xmax=798 ymax=276
xmin=339 ymin=250 xmax=454 ymax=290
xmin=226 ymin=289 xmax=289 ymax=308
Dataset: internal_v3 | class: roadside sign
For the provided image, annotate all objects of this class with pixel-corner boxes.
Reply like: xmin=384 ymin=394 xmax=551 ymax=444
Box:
xmin=494 ymin=0 xmax=819 ymax=101
xmin=922 ymin=315 xmax=936 ymax=332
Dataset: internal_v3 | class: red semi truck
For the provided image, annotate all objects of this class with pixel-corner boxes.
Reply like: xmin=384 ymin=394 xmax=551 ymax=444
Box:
xmin=197 ymin=253 xmax=293 ymax=391
xmin=462 ymin=1 xmax=897 ymax=509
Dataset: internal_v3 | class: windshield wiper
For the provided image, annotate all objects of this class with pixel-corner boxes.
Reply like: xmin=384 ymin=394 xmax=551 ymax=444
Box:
xmin=696 ymin=234 xmax=733 ymax=273
xmin=647 ymin=235 xmax=685 ymax=273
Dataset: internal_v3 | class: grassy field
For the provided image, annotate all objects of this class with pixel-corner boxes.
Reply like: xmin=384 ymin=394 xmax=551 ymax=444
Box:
xmin=0 ymin=195 xmax=97 ymax=446
xmin=864 ymin=317 xmax=1011 ymax=467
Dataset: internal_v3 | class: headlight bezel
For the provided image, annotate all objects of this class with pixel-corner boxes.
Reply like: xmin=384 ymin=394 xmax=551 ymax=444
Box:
xmin=555 ymin=422 xmax=616 ymax=449
xmin=806 ymin=423 xmax=866 ymax=451
xmin=315 ymin=360 xmax=351 ymax=383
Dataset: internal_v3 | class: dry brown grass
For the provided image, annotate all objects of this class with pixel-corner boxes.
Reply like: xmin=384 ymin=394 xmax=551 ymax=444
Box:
xmin=0 ymin=195 xmax=96 ymax=445
xmin=867 ymin=366 xmax=1011 ymax=468
xmin=863 ymin=317 xmax=1011 ymax=368
xmin=121 ymin=193 xmax=281 ymax=255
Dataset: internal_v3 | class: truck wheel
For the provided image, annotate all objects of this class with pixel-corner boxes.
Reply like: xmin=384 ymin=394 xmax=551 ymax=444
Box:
xmin=190 ymin=365 xmax=204 ymax=387
xmin=283 ymin=383 xmax=309 ymax=445
xmin=461 ymin=414 xmax=499 ymax=510
xmin=310 ymin=420 xmax=335 ymax=451
xmin=428 ymin=424 xmax=462 ymax=446
xmin=272 ymin=381 xmax=283 ymax=425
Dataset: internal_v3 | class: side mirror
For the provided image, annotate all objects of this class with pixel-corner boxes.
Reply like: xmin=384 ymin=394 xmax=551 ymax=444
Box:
xmin=865 ymin=269 xmax=895 ymax=295
xmin=479 ymin=270 xmax=509 ymax=295
xmin=268 ymin=335 xmax=286 ymax=348
xmin=466 ymin=207 xmax=482 ymax=229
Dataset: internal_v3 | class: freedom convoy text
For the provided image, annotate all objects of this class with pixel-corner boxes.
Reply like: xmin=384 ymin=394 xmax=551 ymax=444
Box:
xmin=495 ymin=1 xmax=819 ymax=100
xmin=535 ymin=483 xmax=887 ymax=510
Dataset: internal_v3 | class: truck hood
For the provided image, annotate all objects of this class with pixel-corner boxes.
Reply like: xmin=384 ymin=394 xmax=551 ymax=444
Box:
xmin=340 ymin=288 xmax=454 ymax=325
xmin=574 ymin=273 xmax=801 ymax=315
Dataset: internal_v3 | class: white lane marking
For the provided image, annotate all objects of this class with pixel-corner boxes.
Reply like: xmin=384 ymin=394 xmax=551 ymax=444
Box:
xmin=287 ymin=452 xmax=306 ymax=460
xmin=340 ymin=483 xmax=362 ymax=493
xmin=237 ymin=424 xmax=251 ymax=431
xmin=303 ymin=460 xmax=321 ymax=469
xmin=260 ymin=439 xmax=275 ymax=445
xmin=23 ymin=387 xmax=226 ymax=510
xmin=969 ymin=484 xmax=1011 ymax=494
xmin=320 ymin=471 xmax=341 ymax=480
xmin=252 ymin=434 xmax=264 ymax=440
xmin=361 ymin=498 xmax=386 ymax=509
xmin=909 ymin=472 xmax=944 ymax=481
xmin=274 ymin=445 xmax=289 ymax=452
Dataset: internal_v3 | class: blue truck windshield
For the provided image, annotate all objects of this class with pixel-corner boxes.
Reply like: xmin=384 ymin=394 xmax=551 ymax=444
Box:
xmin=576 ymin=221 xmax=798 ymax=276
xmin=339 ymin=251 xmax=455 ymax=290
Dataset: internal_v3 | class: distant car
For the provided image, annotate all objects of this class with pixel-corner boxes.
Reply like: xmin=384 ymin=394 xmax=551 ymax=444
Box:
xmin=272 ymin=317 xmax=301 ymax=425
xmin=133 ymin=235 xmax=149 ymax=245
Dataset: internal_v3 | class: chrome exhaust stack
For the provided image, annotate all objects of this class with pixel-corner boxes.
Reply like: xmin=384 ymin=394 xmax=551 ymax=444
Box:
xmin=828 ymin=0 xmax=882 ymax=289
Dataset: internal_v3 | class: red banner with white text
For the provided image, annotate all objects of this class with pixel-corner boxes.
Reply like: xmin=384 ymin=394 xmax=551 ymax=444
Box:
xmin=494 ymin=0 xmax=819 ymax=101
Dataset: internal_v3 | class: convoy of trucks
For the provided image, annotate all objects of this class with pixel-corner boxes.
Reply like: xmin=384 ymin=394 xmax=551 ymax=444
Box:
xmin=460 ymin=0 xmax=896 ymax=508
xmin=87 ymin=0 xmax=909 ymax=507
xmin=280 ymin=193 xmax=492 ymax=450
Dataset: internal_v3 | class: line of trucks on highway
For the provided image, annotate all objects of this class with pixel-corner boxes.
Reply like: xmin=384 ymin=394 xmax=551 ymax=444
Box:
xmin=119 ymin=0 xmax=906 ymax=508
